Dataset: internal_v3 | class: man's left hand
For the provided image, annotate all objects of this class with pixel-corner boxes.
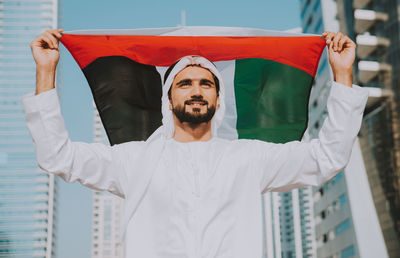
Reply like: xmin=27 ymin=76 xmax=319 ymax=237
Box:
xmin=322 ymin=31 xmax=356 ymax=87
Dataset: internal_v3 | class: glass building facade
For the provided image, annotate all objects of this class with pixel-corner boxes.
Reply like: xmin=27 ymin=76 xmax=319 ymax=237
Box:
xmin=278 ymin=187 xmax=316 ymax=258
xmin=338 ymin=0 xmax=400 ymax=256
xmin=91 ymin=107 xmax=125 ymax=258
xmin=300 ymin=0 xmax=389 ymax=257
xmin=0 ymin=0 xmax=60 ymax=257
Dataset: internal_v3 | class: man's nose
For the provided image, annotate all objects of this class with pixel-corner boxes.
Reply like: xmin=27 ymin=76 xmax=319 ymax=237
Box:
xmin=191 ymin=83 xmax=202 ymax=95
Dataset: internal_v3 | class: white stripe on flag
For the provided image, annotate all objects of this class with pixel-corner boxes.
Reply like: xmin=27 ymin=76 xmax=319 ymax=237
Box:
xmin=65 ymin=26 xmax=318 ymax=37
xmin=215 ymin=60 xmax=238 ymax=140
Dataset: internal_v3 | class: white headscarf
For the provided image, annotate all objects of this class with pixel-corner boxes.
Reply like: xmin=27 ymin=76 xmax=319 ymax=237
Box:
xmin=149 ymin=55 xmax=226 ymax=141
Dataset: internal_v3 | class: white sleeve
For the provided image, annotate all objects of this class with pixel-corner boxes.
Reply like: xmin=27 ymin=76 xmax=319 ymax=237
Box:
xmin=22 ymin=89 xmax=144 ymax=198
xmin=254 ymin=82 xmax=369 ymax=193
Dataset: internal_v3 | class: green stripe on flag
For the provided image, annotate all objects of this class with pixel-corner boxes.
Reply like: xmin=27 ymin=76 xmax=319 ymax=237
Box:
xmin=234 ymin=58 xmax=313 ymax=143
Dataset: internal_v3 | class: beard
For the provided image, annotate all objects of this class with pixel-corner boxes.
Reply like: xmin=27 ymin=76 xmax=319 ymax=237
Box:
xmin=172 ymin=102 xmax=216 ymax=124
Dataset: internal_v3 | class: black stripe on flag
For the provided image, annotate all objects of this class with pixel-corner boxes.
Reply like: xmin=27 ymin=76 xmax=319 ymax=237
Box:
xmin=83 ymin=56 xmax=163 ymax=145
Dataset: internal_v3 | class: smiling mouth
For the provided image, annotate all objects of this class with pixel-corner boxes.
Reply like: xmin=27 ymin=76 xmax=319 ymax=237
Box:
xmin=184 ymin=100 xmax=208 ymax=106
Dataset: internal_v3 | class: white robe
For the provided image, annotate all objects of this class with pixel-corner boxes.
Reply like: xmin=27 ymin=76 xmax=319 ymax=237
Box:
xmin=22 ymin=82 xmax=368 ymax=257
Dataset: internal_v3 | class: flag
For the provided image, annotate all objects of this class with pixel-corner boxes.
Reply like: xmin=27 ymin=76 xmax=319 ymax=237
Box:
xmin=60 ymin=26 xmax=326 ymax=145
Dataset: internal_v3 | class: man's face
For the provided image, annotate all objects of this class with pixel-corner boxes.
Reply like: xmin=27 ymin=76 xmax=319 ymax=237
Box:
xmin=169 ymin=66 xmax=220 ymax=124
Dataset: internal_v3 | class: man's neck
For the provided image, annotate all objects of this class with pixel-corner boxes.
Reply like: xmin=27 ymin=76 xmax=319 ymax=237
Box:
xmin=173 ymin=119 xmax=212 ymax=143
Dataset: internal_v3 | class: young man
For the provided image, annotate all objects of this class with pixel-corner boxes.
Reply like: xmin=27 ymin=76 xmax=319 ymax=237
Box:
xmin=24 ymin=29 xmax=368 ymax=257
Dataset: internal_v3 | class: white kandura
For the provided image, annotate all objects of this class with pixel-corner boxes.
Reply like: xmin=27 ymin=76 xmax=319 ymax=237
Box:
xmin=22 ymin=56 xmax=368 ymax=257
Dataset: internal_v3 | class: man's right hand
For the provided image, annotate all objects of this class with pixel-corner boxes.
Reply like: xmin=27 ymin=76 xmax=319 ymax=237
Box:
xmin=31 ymin=29 xmax=63 ymax=95
xmin=30 ymin=29 xmax=63 ymax=71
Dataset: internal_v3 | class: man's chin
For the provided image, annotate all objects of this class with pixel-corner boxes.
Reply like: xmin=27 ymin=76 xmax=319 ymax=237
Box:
xmin=172 ymin=105 xmax=216 ymax=124
xmin=185 ymin=106 xmax=207 ymax=114
xmin=183 ymin=113 xmax=211 ymax=124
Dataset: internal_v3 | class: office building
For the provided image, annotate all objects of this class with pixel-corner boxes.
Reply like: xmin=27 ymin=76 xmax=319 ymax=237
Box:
xmin=337 ymin=0 xmax=400 ymax=256
xmin=91 ymin=107 xmax=125 ymax=258
xmin=300 ymin=0 xmax=392 ymax=257
xmin=0 ymin=0 xmax=60 ymax=257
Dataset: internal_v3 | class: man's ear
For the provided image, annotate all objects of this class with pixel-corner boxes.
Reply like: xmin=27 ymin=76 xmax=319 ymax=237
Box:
xmin=216 ymin=96 xmax=220 ymax=109
xmin=168 ymin=88 xmax=173 ymax=110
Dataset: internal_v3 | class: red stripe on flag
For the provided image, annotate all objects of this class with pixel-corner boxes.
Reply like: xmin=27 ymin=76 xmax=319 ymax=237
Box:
xmin=61 ymin=35 xmax=326 ymax=77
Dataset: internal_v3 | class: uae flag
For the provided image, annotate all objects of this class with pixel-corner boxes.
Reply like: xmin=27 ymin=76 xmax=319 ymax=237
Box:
xmin=60 ymin=26 xmax=326 ymax=145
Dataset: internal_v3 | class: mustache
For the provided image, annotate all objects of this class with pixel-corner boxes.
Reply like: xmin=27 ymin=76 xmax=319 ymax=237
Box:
xmin=184 ymin=96 xmax=208 ymax=105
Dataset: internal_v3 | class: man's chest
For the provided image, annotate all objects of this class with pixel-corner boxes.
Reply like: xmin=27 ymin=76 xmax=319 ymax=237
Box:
xmin=146 ymin=149 xmax=255 ymax=214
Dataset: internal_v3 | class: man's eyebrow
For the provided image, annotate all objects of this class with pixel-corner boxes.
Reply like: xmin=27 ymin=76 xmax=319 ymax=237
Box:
xmin=200 ymin=79 xmax=215 ymax=85
xmin=176 ymin=79 xmax=192 ymax=86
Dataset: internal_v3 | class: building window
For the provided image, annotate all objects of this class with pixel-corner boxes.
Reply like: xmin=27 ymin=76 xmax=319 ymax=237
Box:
xmin=313 ymin=0 xmax=321 ymax=12
xmin=315 ymin=19 xmax=323 ymax=34
xmin=301 ymin=6 xmax=308 ymax=19
xmin=331 ymin=172 xmax=343 ymax=185
xmin=339 ymin=194 xmax=347 ymax=207
xmin=341 ymin=245 xmax=355 ymax=258
xmin=305 ymin=16 xmax=313 ymax=32
xmin=335 ymin=219 xmax=351 ymax=235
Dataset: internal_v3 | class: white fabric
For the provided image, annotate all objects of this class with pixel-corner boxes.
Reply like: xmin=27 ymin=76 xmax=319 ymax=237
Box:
xmin=64 ymin=26 xmax=319 ymax=37
xmin=23 ymin=80 xmax=368 ymax=257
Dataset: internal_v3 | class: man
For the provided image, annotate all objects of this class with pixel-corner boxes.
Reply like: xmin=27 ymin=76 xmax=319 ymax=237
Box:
xmin=24 ymin=29 xmax=368 ymax=257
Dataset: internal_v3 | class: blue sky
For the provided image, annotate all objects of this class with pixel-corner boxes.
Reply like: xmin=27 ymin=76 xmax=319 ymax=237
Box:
xmin=58 ymin=0 xmax=302 ymax=257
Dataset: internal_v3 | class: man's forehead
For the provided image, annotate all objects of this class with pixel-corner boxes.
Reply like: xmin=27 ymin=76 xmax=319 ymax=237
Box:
xmin=173 ymin=65 xmax=214 ymax=81
xmin=163 ymin=55 xmax=217 ymax=85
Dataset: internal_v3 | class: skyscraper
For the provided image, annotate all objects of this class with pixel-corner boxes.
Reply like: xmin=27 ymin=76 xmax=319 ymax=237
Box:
xmin=338 ymin=0 xmax=400 ymax=256
xmin=0 ymin=0 xmax=61 ymax=257
xmin=91 ymin=106 xmax=125 ymax=258
xmin=300 ymin=0 xmax=391 ymax=257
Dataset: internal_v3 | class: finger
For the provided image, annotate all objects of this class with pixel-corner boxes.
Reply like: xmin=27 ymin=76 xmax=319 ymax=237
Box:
xmin=329 ymin=41 xmax=333 ymax=52
xmin=45 ymin=30 xmax=59 ymax=45
xmin=345 ymin=38 xmax=356 ymax=49
xmin=338 ymin=37 xmax=347 ymax=52
xmin=321 ymin=32 xmax=329 ymax=42
xmin=322 ymin=31 xmax=331 ymax=37
xmin=33 ymin=37 xmax=48 ymax=50
xmin=328 ymin=41 xmax=335 ymax=56
xmin=48 ymin=29 xmax=63 ymax=39
xmin=39 ymin=35 xmax=51 ymax=49
xmin=30 ymin=35 xmax=43 ymax=48
xmin=43 ymin=34 xmax=56 ymax=49
xmin=323 ymin=32 xmax=336 ymax=45
xmin=48 ymin=31 xmax=63 ymax=39
xmin=43 ymin=31 xmax=59 ymax=49
xmin=44 ymin=30 xmax=62 ymax=44
xmin=41 ymin=34 xmax=57 ymax=49
xmin=333 ymin=33 xmax=343 ymax=51
xmin=322 ymin=31 xmax=333 ymax=38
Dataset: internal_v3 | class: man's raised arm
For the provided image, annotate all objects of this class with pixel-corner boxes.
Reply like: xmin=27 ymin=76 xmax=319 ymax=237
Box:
xmin=22 ymin=30 xmax=144 ymax=198
xmin=30 ymin=29 xmax=62 ymax=95
xmin=322 ymin=31 xmax=355 ymax=87
xmin=253 ymin=32 xmax=369 ymax=193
